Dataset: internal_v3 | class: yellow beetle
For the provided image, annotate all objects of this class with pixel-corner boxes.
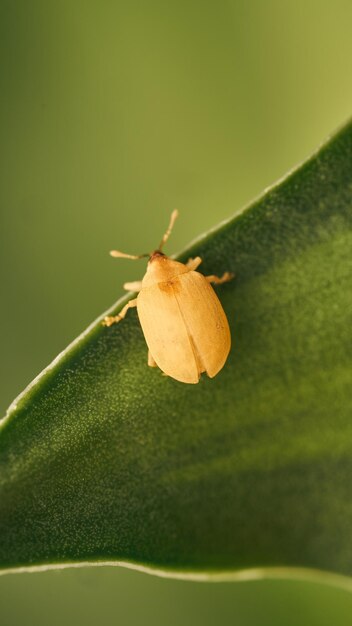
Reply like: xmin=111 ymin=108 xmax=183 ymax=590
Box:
xmin=103 ymin=211 xmax=233 ymax=384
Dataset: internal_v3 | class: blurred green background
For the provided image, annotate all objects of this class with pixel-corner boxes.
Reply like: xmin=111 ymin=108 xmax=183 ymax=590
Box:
xmin=1 ymin=0 xmax=352 ymax=624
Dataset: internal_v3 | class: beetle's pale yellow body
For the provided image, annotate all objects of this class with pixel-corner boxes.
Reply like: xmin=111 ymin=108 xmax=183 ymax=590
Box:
xmin=138 ymin=255 xmax=231 ymax=384
xmin=103 ymin=210 xmax=233 ymax=384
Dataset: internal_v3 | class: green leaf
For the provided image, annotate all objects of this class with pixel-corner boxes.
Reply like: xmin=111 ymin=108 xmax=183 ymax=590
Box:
xmin=1 ymin=122 xmax=352 ymax=587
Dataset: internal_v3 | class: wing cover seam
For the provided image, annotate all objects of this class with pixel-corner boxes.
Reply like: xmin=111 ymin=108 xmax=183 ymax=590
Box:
xmin=172 ymin=279 xmax=205 ymax=377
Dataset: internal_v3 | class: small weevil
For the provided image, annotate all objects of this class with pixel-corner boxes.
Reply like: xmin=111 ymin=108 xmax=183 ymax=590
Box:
xmin=103 ymin=210 xmax=233 ymax=383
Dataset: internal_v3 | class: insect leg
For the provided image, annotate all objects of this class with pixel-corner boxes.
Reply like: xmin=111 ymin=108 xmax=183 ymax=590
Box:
xmin=102 ymin=298 xmax=138 ymax=327
xmin=148 ymin=351 xmax=158 ymax=368
xmin=206 ymin=271 xmax=234 ymax=285
xmin=185 ymin=256 xmax=202 ymax=270
xmin=123 ymin=281 xmax=143 ymax=292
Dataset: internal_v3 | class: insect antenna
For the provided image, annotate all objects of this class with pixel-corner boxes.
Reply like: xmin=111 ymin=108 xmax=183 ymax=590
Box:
xmin=109 ymin=250 xmax=149 ymax=260
xmin=158 ymin=209 xmax=179 ymax=251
